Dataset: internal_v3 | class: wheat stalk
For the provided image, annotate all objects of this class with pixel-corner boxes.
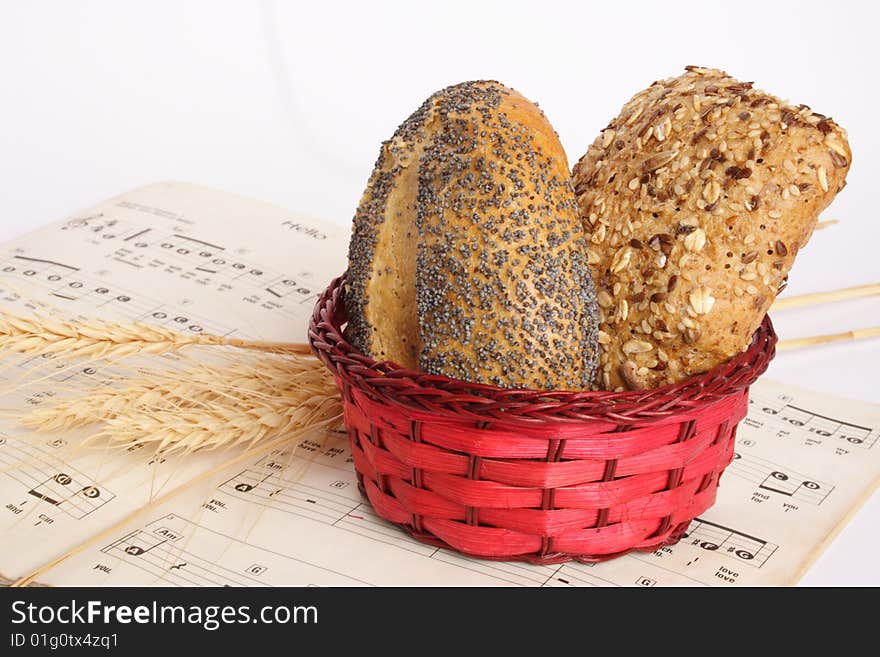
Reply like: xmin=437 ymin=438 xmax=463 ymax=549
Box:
xmin=16 ymin=353 xmax=342 ymax=454
xmin=91 ymin=395 xmax=342 ymax=455
xmin=18 ymin=355 xmax=335 ymax=428
xmin=0 ymin=309 xmax=311 ymax=361
xmin=0 ymin=302 xmax=344 ymax=455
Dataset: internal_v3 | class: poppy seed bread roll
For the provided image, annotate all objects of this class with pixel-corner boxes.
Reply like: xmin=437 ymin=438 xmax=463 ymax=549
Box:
xmin=346 ymin=81 xmax=600 ymax=390
xmin=572 ymin=67 xmax=851 ymax=390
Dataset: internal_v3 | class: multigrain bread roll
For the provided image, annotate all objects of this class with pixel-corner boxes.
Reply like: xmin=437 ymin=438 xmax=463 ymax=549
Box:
xmin=572 ymin=66 xmax=851 ymax=390
xmin=346 ymin=81 xmax=600 ymax=390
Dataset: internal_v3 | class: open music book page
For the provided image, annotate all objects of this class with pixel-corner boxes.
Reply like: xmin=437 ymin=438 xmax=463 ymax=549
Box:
xmin=1 ymin=182 xmax=878 ymax=586
xmin=0 ymin=181 xmax=347 ymax=584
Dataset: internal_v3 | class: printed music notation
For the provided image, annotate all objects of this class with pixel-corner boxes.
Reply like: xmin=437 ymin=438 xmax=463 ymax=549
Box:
xmin=680 ymin=518 xmax=777 ymax=568
xmin=100 ymin=514 xmax=377 ymax=587
xmin=59 ymin=215 xmax=323 ymax=315
xmin=542 ymin=561 xmax=692 ymax=588
xmin=0 ymin=251 xmax=235 ymax=338
xmin=102 ymin=527 xmax=270 ymax=587
xmin=282 ymin=438 xmax=354 ymax=470
xmin=746 ymin=396 xmax=876 ymax=448
xmin=220 ymin=468 xmax=361 ymax=525
xmin=434 ymin=551 xmax=564 ymax=587
xmin=544 ymin=561 xmax=622 ymax=588
xmin=218 ymin=440 xmax=359 ymax=525
xmin=0 ymin=434 xmax=115 ymax=521
xmin=217 ymin=448 xmax=611 ymax=585
xmin=338 ymin=502 xmax=438 ymax=557
xmin=727 ymin=451 xmax=834 ymax=505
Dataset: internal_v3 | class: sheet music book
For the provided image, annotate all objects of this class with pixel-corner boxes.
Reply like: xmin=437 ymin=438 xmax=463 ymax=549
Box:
xmin=1 ymin=181 xmax=878 ymax=586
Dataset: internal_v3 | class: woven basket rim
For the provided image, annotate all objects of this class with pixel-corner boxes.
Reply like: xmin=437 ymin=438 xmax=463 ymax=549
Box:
xmin=308 ymin=273 xmax=777 ymax=427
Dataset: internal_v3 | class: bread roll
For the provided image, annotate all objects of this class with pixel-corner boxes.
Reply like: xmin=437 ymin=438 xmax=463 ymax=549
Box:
xmin=572 ymin=67 xmax=851 ymax=390
xmin=346 ymin=81 xmax=599 ymax=390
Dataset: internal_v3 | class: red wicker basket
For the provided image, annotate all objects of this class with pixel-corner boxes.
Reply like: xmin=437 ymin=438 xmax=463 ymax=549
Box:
xmin=308 ymin=273 xmax=777 ymax=564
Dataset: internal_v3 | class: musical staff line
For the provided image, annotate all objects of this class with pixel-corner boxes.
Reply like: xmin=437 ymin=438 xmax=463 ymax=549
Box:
xmin=104 ymin=529 xmax=268 ymax=587
xmin=788 ymin=405 xmax=871 ymax=433
xmin=432 ymin=549 xmax=561 ymax=587
xmin=681 ymin=518 xmax=777 ymax=568
xmin=0 ymin=435 xmax=115 ymax=520
xmin=220 ymin=468 xmax=361 ymax=525
xmin=727 ymin=451 xmax=834 ymax=504
xmin=335 ymin=503 xmax=438 ymax=557
xmin=46 ymin=216 xmax=327 ymax=323
xmin=124 ymin=228 xmax=151 ymax=242
xmin=112 ymin=258 xmax=143 ymax=269
xmin=101 ymin=514 xmax=373 ymax=587
xmin=749 ymin=395 xmax=876 ymax=448
xmin=626 ymin=552 xmax=710 ymax=586
xmin=172 ymin=234 xmax=225 ymax=250
xmin=545 ymin=562 xmax=620 ymax=587
xmin=13 ymin=255 xmax=79 ymax=271
xmin=0 ymin=255 xmax=238 ymax=339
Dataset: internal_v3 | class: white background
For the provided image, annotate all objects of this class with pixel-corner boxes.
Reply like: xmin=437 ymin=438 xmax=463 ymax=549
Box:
xmin=1 ymin=0 xmax=877 ymax=585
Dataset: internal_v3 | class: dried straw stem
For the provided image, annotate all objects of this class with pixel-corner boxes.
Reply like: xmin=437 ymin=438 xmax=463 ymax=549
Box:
xmin=773 ymin=283 xmax=880 ymax=311
xmin=778 ymin=326 xmax=880 ymax=351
